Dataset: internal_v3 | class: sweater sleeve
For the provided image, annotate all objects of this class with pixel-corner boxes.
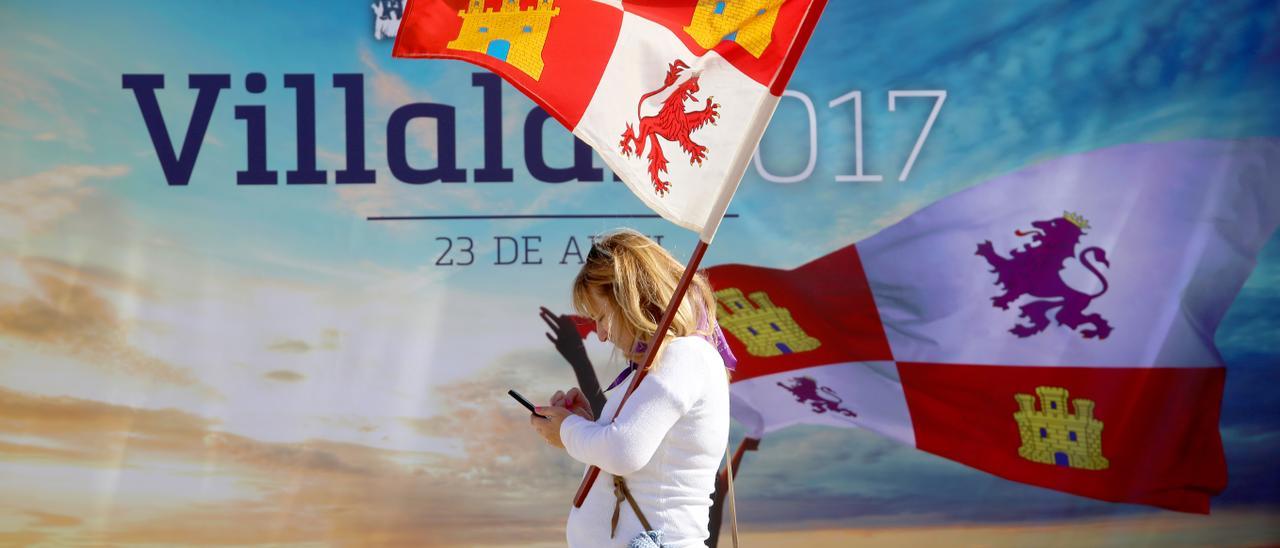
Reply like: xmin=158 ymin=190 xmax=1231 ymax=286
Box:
xmin=559 ymin=337 xmax=711 ymax=476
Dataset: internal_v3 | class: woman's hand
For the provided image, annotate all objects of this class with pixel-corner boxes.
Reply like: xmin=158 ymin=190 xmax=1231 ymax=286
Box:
xmin=530 ymin=388 xmax=595 ymax=449
xmin=551 ymin=387 xmax=594 ymax=421
xmin=529 ymin=406 xmax=576 ymax=449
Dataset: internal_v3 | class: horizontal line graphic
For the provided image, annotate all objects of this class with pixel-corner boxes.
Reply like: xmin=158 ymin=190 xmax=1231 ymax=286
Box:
xmin=368 ymin=214 xmax=740 ymax=221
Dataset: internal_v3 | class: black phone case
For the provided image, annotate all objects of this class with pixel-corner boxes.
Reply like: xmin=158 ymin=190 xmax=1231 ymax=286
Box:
xmin=509 ymin=389 xmax=546 ymax=418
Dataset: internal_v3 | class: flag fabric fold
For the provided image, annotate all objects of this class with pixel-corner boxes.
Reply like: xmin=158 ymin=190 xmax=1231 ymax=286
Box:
xmin=393 ymin=0 xmax=828 ymax=242
xmin=706 ymin=138 xmax=1280 ymax=513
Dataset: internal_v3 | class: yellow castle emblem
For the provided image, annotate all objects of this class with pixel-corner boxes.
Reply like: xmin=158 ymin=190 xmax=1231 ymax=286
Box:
xmin=715 ymin=288 xmax=820 ymax=357
xmin=1013 ymin=386 xmax=1109 ymax=470
xmin=684 ymin=0 xmax=782 ymax=58
xmin=447 ymin=0 xmax=560 ymax=80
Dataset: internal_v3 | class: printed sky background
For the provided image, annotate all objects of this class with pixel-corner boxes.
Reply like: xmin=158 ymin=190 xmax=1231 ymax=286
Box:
xmin=1 ymin=0 xmax=1278 ymax=545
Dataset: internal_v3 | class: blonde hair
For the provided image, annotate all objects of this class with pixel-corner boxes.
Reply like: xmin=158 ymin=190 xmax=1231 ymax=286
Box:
xmin=572 ymin=229 xmax=720 ymax=372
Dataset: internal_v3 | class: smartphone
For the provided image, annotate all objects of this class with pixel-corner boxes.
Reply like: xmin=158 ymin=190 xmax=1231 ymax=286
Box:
xmin=509 ymin=389 xmax=546 ymax=418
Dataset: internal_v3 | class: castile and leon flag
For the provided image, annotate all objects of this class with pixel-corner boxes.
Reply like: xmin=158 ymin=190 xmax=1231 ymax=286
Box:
xmin=392 ymin=0 xmax=828 ymax=242
xmin=709 ymin=139 xmax=1280 ymax=514
xmin=554 ymin=139 xmax=1278 ymax=513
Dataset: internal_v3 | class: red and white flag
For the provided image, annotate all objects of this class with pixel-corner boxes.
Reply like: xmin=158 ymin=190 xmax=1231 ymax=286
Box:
xmin=708 ymin=139 xmax=1280 ymax=513
xmin=393 ymin=0 xmax=828 ymax=242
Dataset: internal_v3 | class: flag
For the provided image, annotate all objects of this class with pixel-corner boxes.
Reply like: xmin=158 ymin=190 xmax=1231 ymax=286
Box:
xmin=392 ymin=0 xmax=828 ymax=242
xmin=706 ymin=138 xmax=1280 ymax=513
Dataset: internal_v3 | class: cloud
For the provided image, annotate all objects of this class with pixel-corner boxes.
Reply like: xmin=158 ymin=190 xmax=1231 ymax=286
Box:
xmin=358 ymin=44 xmax=433 ymax=116
xmin=23 ymin=510 xmax=82 ymax=528
xmin=0 ymin=385 xmax=215 ymax=463
xmin=0 ymin=440 xmax=96 ymax=464
xmin=201 ymin=433 xmax=379 ymax=477
xmin=320 ymin=328 xmax=341 ymax=349
xmin=0 ymin=531 xmax=48 ymax=546
xmin=267 ymin=340 xmax=312 ymax=353
xmin=81 ymin=473 xmax=570 ymax=547
xmin=0 ymin=381 xmax=580 ymax=546
xmin=266 ymin=328 xmax=342 ymax=354
xmin=0 ymin=36 xmax=97 ymax=151
xmin=263 ymin=370 xmax=305 ymax=382
xmin=1 ymin=384 xmax=431 ymax=482
xmin=18 ymin=255 xmax=155 ymax=298
xmin=401 ymin=347 xmax=590 ymax=492
xmin=0 ymin=264 xmax=212 ymax=394
xmin=0 ymin=164 xmax=129 ymax=242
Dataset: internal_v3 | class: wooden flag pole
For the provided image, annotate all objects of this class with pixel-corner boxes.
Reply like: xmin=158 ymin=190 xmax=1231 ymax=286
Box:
xmin=572 ymin=239 xmax=710 ymax=508
xmin=709 ymin=437 xmax=760 ymax=547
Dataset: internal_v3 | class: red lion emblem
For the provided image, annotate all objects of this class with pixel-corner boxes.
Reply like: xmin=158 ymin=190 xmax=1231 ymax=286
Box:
xmin=618 ymin=60 xmax=720 ymax=196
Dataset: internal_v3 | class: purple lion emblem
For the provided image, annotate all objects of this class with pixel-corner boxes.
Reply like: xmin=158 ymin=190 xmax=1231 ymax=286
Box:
xmin=975 ymin=212 xmax=1113 ymax=339
xmin=777 ymin=376 xmax=857 ymax=418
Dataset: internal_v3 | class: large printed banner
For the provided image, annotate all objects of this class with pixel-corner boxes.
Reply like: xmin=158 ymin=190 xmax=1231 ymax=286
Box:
xmin=2 ymin=1 xmax=1278 ymax=545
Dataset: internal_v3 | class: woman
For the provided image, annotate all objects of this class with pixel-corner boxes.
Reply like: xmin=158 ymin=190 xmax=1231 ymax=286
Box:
xmin=528 ymin=229 xmax=731 ymax=548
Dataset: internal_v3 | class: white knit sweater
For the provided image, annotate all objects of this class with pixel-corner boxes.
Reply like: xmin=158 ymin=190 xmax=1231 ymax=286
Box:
xmin=560 ymin=336 xmax=729 ymax=548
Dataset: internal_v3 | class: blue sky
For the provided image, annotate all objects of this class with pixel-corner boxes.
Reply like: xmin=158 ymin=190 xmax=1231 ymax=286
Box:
xmin=1 ymin=0 xmax=1277 ymax=543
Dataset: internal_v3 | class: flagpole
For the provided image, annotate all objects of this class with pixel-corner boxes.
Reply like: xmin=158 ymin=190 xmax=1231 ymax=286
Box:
xmin=709 ymin=437 xmax=760 ymax=547
xmin=572 ymin=239 xmax=710 ymax=508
